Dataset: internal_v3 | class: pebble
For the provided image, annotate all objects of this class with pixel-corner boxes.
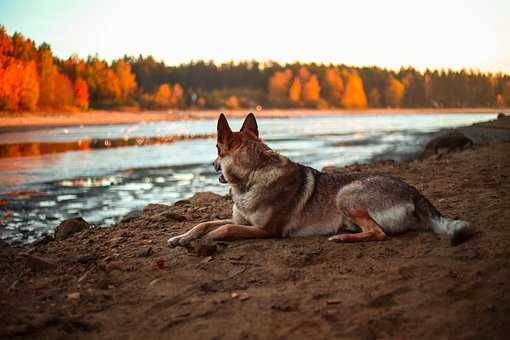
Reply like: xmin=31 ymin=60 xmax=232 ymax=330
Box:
xmin=231 ymin=292 xmax=250 ymax=301
xmin=67 ymin=292 xmax=81 ymax=300
xmin=136 ymin=246 xmax=153 ymax=257
xmin=148 ymin=278 xmax=161 ymax=287
xmin=77 ymin=272 xmax=89 ymax=283
xmin=55 ymin=217 xmax=90 ymax=240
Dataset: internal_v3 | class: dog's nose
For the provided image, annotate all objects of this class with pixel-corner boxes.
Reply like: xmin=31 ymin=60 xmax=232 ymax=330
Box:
xmin=213 ymin=159 xmax=221 ymax=172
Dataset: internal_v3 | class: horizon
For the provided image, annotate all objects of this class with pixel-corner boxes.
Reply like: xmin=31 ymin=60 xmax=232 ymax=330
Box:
xmin=0 ymin=0 xmax=509 ymax=74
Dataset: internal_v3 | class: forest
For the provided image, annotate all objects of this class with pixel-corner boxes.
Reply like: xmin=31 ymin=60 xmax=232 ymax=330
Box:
xmin=1 ymin=26 xmax=510 ymax=112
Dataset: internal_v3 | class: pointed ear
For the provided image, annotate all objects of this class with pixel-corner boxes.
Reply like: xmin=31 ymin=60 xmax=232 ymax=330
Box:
xmin=240 ymin=113 xmax=259 ymax=137
xmin=217 ymin=113 xmax=233 ymax=144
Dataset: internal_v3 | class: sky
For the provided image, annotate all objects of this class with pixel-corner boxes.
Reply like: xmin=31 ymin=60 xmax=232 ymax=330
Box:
xmin=0 ymin=0 xmax=509 ymax=73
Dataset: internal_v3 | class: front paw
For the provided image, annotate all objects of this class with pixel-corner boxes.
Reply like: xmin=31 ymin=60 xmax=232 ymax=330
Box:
xmin=167 ymin=233 xmax=194 ymax=247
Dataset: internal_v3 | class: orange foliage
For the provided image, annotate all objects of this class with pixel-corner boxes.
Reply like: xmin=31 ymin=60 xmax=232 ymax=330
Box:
xmin=171 ymin=83 xmax=184 ymax=108
xmin=0 ymin=59 xmax=39 ymax=111
xmin=496 ymin=94 xmax=504 ymax=108
xmin=325 ymin=68 xmax=344 ymax=106
xmin=0 ymin=60 xmax=22 ymax=110
xmin=20 ymin=60 xmax=39 ymax=111
xmin=54 ymin=73 xmax=75 ymax=108
xmin=153 ymin=83 xmax=172 ymax=107
xmin=298 ymin=66 xmax=310 ymax=81
xmin=269 ymin=69 xmax=293 ymax=102
xmin=341 ymin=71 xmax=367 ymax=109
xmin=38 ymin=47 xmax=57 ymax=108
xmin=225 ymin=95 xmax=240 ymax=109
xmin=288 ymin=77 xmax=302 ymax=104
xmin=114 ymin=60 xmax=137 ymax=101
xmin=302 ymin=74 xmax=321 ymax=105
xmin=74 ymin=77 xmax=89 ymax=110
xmin=385 ymin=75 xmax=405 ymax=107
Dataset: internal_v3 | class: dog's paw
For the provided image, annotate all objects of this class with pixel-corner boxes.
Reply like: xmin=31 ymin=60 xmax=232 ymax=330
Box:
xmin=167 ymin=234 xmax=195 ymax=247
xmin=167 ymin=235 xmax=184 ymax=247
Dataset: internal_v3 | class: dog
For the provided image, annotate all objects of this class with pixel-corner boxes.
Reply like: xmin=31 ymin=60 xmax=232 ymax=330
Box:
xmin=168 ymin=113 xmax=471 ymax=247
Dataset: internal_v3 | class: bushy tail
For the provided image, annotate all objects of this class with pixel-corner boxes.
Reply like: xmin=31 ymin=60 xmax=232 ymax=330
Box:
xmin=414 ymin=193 xmax=472 ymax=246
xmin=430 ymin=216 xmax=472 ymax=246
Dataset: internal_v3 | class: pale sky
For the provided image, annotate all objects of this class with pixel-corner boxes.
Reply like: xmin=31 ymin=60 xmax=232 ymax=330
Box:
xmin=0 ymin=0 xmax=509 ymax=73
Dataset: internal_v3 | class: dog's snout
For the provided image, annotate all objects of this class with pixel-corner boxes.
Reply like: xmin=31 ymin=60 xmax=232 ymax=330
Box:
xmin=213 ymin=159 xmax=221 ymax=172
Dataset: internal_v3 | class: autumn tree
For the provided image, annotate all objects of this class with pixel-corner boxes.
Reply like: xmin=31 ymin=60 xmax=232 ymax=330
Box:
xmin=341 ymin=71 xmax=367 ymax=109
xmin=74 ymin=77 xmax=89 ymax=110
xmin=170 ymin=83 xmax=184 ymax=108
xmin=113 ymin=60 xmax=137 ymax=101
xmin=268 ymin=69 xmax=292 ymax=105
xmin=302 ymin=74 xmax=321 ymax=106
xmin=324 ymin=68 xmax=344 ymax=107
xmin=225 ymin=95 xmax=240 ymax=109
xmin=54 ymin=73 xmax=74 ymax=108
xmin=38 ymin=45 xmax=57 ymax=108
xmin=288 ymin=77 xmax=302 ymax=104
xmin=20 ymin=60 xmax=39 ymax=111
xmin=153 ymin=83 xmax=172 ymax=107
xmin=385 ymin=74 xmax=405 ymax=107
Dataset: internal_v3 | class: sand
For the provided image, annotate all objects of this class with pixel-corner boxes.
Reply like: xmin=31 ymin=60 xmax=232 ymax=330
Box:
xmin=1 ymin=119 xmax=510 ymax=339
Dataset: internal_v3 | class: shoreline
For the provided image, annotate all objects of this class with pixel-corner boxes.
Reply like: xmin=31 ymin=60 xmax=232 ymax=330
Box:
xmin=1 ymin=120 xmax=509 ymax=338
xmin=0 ymin=108 xmax=505 ymax=132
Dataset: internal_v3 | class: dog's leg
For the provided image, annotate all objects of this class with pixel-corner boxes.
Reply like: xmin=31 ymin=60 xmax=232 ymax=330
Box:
xmin=167 ymin=219 xmax=231 ymax=247
xmin=328 ymin=211 xmax=387 ymax=243
xmin=203 ymin=224 xmax=273 ymax=241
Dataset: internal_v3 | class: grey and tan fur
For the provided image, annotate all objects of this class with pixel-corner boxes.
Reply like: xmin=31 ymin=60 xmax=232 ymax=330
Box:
xmin=168 ymin=113 xmax=471 ymax=247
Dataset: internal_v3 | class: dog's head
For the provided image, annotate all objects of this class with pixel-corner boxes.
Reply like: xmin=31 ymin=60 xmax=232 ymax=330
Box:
xmin=213 ymin=113 xmax=278 ymax=186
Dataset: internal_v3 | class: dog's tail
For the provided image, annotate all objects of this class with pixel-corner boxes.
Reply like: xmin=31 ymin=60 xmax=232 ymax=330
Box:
xmin=414 ymin=193 xmax=472 ymax=246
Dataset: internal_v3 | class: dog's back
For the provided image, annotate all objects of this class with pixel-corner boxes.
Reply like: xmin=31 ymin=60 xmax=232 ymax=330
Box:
xmin=234 ymin=159 xmax=471 ymax=245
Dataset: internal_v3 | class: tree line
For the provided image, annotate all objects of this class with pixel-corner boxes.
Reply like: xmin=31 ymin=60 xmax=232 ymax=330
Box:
xmin=1 ymin=26 xmax=510 ymax=113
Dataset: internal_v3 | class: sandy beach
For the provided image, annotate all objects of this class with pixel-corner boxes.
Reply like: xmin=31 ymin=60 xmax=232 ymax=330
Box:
xmin=1 ymin=117 xmax=510 ymax=339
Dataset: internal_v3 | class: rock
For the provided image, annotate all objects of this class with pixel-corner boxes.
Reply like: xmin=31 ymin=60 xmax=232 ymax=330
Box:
xmin=67 ymin=292 xmax=81 ymax=300
xmin=55 ymin=217 xmax=90 ymax=240
xmin=136 ymin=246 xmax=153 ymax=257
xmin=497 ymin=112 xmax=508 ymax=119
xmin=422 ymin=130 xmax=474 ymax=159
xmin=231 ymin=292 xmax=250 ymax=301
xmin=120 ymin=210 xmax=143 ymax=223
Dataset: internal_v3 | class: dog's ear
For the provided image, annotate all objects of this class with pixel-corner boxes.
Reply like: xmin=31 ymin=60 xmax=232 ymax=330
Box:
xmin=217 ymin=113 xmax=233 ymax=144
xmin=240 ymin=113 xmax=258 ymax=137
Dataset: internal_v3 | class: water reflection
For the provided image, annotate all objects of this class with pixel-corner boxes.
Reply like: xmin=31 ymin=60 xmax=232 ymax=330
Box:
xmin=0 ymin=133 xmax=212 ymax=158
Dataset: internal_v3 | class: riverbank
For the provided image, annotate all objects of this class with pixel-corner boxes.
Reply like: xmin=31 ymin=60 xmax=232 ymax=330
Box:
xmin=1 ymin=117 xmax=510 ymax=339
xmin=0 ymin=108 xmax=506 ymax=131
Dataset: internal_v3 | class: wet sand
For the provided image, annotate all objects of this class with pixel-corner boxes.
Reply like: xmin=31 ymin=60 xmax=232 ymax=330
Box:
xmin=0 ymin=108 xmax=505 ymax=131
xmin=1 ymin=117 xmax=510 ymax=339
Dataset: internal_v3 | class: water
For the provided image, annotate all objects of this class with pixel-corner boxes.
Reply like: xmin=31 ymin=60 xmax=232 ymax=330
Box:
xmin=0 ymin=113 xmax=495 ymax=243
